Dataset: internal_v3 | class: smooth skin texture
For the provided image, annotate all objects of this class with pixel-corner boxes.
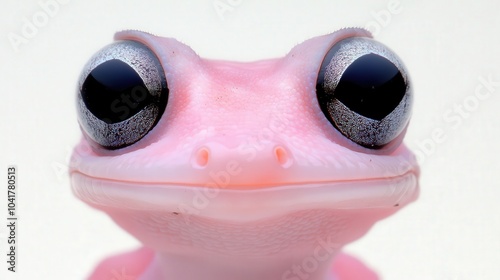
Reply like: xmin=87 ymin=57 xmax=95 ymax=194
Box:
xmin=71 ymin=28 xmax=419 ymax=280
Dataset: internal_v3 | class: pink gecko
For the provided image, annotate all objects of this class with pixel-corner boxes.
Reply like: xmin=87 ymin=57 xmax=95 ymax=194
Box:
xmin=70 ymin=28 xmax=419 ymax=280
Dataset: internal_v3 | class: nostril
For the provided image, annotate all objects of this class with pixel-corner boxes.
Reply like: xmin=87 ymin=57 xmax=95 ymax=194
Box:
xmin=274 ymin=146 xmax=293 ymax=168
xmin=192 ymin=147 xmax=210 ymax=168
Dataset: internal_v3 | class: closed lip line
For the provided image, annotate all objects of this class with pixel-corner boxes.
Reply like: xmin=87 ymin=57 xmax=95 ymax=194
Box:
xmin=70 ymin=170 xmax=418 ymax=189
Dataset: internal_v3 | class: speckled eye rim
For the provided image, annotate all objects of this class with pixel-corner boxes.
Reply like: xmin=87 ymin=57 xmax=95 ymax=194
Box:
xmin=316 ymin=37 xmax=412 ymax=149
xmin=77 ymin=40 xmax=168 ymax=150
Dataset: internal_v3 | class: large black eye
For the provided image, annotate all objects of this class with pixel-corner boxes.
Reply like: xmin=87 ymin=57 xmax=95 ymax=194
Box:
xmin=77 ymin=41 xmax=168 ymax=149
xmin=316 ymin=37 xmax=412 ymax=149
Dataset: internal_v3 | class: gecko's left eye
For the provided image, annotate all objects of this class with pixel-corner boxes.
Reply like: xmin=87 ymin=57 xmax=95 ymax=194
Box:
xmin=77 ymin=40 xmax=168 ymax=150
xmin=316 ymin=37 xmax=412 ymax=149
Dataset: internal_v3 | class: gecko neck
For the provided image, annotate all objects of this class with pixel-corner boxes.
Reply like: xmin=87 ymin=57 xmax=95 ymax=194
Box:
xmin=139 ymin=249 xmax=340 ymax=280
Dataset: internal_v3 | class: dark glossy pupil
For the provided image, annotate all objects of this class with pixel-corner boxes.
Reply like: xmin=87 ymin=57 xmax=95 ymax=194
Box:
xmin=335 ymin=53 xmax=405 ymax=120
xmin=81 ymin=59 xmax=153 ymax=123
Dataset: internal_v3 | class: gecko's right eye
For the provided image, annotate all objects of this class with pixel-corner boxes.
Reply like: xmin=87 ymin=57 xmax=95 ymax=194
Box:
xmin=77 ymin=41 xmax=168 ymax=150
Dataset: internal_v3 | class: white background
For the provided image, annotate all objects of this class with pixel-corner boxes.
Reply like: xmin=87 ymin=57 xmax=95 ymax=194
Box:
xmin=1 ymin=0 xmax=499 ymax=279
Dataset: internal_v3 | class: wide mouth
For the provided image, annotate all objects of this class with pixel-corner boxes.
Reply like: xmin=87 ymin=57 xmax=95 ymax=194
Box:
xmin=71 ymin=171 xmax=418 ymax=222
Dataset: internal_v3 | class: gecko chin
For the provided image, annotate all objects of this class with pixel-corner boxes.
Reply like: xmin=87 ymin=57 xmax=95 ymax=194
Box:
xmin=71 ymin=171 xmax=417 ymax=280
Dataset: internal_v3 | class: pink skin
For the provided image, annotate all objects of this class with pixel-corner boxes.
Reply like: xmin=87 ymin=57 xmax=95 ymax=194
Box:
xmin=71 ymin=28 xmax=419 ymax=280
